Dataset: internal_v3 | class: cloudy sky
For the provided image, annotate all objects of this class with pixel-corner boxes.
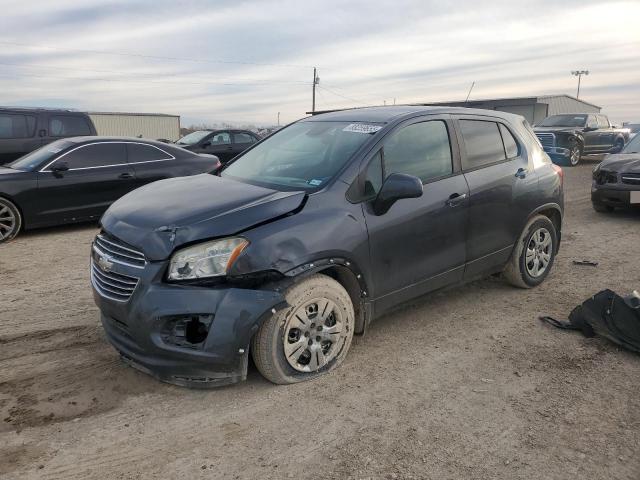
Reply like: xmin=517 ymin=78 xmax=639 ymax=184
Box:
xmin=0 ymin=0 xmax=639 ymax=126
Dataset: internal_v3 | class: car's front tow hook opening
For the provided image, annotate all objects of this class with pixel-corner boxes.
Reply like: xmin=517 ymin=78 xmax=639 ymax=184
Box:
xmin=161 ymin=314 xmax=214 ymax=348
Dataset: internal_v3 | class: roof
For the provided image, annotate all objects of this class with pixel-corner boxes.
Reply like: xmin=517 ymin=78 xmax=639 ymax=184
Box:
xmin=421 ymin=94 xmax=601 ymax=110
xmin=60 ymin=136 xmax=177 ymax=147
xmin=305 ymin=105 xmax=524 ymax=122
xmin=88 ymin=111 xmax=180 ymax=118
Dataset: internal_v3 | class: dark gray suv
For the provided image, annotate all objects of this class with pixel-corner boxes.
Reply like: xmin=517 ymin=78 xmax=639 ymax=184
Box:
xmin=91 ymin=106 xmax=564 ymax=388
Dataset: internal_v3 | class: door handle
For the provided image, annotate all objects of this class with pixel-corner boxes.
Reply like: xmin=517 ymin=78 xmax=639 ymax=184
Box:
xmin=118 ymin=172 xmax=133 ymax=179
xmin=515 ymin=168 xmax=528 ymax=179
xmin=446 ymin=192 xmax=467 ymax=207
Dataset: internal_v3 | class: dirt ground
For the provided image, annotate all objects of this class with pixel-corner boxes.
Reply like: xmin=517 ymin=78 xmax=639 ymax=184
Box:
xmin=1 ymin=159 xmax=639 ymax=480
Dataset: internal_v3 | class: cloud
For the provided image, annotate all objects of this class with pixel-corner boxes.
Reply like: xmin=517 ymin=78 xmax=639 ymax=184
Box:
xmin=0 ymin=0 xmax=638 ymax=124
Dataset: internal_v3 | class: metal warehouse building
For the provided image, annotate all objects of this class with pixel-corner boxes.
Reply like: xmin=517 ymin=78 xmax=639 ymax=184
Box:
xmin=88 ymin=112 xmax=180 ymax=141
xmin=421 ymin=94 xmax=601 ymax=125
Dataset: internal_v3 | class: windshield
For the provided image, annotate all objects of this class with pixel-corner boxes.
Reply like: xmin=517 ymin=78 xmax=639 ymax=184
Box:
xmin=176 ymin=130 xmax=211 ymax=145
xmin=8 ymin=140 xmax=75 ymax=171
xmin=622 ymin=134 xmax=640 ymax=154
xmin=221 ymin=121 xmax=381 ymax=190
xmin=538 ymin=115 xmax=587 ymax=127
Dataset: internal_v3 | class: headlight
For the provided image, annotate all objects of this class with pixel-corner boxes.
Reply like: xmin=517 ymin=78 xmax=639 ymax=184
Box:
xmin=167 ymin=237 xmax=248 ymax=280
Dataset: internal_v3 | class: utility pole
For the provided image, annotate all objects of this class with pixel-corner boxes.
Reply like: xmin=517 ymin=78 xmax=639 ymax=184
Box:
xmin=312 ymin=67 xmax=319 ymax=113
xmin=571 ymin=70 xmax=589 ymax=99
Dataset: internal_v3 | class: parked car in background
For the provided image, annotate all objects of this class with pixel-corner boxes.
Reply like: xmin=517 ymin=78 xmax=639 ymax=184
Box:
xmin=534 ymin=113 xmax=629 ymax=166
xmin=0 ymin=107 xmax=97 ymax=165
xmin=175 ymin=129 xmax=261 ymax=163
xmin=592 ymin=133 xmax=640 ymax=212
xmin=92 ymin=106 xmax=563 ymax=388
xmin=0 ymin=137 xmax=220 ymax=242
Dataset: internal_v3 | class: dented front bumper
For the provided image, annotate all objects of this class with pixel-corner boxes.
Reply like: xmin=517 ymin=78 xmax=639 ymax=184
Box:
xmin=92 ymin=259 xmax=285 ymax=388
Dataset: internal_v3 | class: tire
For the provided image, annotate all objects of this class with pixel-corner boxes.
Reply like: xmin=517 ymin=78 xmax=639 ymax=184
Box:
xmin=503 ymin=215 xmax=557 ymax=289
xmin=592 ymin=202 xmax=613 ymax=213
xmin=0 ymin=197 xmax=22 ymax=243
xmin=568 ymin=144 xmax=582 ymax=166
xmin=251 ymin=274 xmax=355 ymax=385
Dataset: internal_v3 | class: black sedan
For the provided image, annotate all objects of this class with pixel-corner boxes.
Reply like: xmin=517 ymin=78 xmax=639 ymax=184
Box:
xmin=592 ymin=134 xmax=640 ymax=212
xmin=0 ymin=137 xmax=221 ymax=242
xmin=175 ymin=129 xmax=260 ymax=163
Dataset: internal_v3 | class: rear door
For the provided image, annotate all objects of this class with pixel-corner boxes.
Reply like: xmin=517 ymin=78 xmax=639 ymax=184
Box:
xmin=36 ymin=142 xmax=135 ymax=224
xmin=232 ymin=131 xmax=258 ymax=158
xmin=126 ymin=142 xmax=179 ymax=187
xmin=362 ymin=116 xmax=469 ymax=311
xmin=455 ymin=116 xmax=537 ymax=279
xmin=0 ymin=112 xmax=39 ymax=164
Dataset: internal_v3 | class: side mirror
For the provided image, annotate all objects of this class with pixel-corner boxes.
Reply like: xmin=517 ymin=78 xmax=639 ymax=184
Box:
xmin=201 ymin=141 xmax=211 ymax=148
xmin=372 ymin=173 xmax=423 ymax=215
xmin=51 ymin=162 xmax=69 ymax=176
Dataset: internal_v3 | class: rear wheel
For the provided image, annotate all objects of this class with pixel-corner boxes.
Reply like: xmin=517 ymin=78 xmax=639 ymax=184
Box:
xmin=0 ymin=197 xmax=21 ymax=243
xmin=503 ymin=215 xmax=557 ymax=288
xmin=613 ymin=138 xmax=625 ymax=153
xmin=251 ymin=274 xmax=355 ymax=384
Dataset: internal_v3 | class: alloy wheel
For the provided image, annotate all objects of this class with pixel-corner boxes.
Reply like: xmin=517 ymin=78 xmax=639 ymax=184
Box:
xmin=0 ymin=202 xmax=17 ymax=241
xmin=525 ymin=227 xmax=552 ymax=278
xmin=570 ymin=146 xmax=581 ymax=166
xmin=283 ymin=298 xmax=346 ymax=372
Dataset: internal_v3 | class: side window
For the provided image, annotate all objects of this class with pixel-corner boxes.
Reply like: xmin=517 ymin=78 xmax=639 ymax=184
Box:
xmin=364 ymin=150 xmax=384 ymax=197
xmin=52 ymin=143 xmax=126 ymax=169
xmin=49 ymin=116 xmax=92 ymax=137
xmin=459 ymin=120 xmax=506 ymax=170
xmin=234 ymin=133 xmax=256 ymax=144
xmin=0 ymin=114 xmax=34 ymax=139
xmin=499 ymin=124 xmax=519 ymax=158
xmin=210 ymin=132 xmax=231 ymax=145
xmin=586 ymin=115 xmax=598 ymax=129
xmin=383 ymin=120 xmax=453 ymax=183
xmin=127 ymin=143 xmax=173 ymax=162
xmin=596 ymin=115 xmax=609 ymax=129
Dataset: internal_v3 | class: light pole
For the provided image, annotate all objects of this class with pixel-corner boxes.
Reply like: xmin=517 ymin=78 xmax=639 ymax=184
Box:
xmin=277 ymin=112 xmax=280 ymax=126
xmin=571 ymin=70 xmax=589 ymax=99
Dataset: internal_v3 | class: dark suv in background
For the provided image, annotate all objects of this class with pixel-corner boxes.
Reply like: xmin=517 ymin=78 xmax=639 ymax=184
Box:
xmin=92 ymin=106 xmax=564 ymax=388
xmin=0 ymin=107 xmax=97 ymax=164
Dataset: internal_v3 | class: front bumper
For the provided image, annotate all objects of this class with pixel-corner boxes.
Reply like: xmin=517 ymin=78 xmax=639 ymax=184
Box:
xmin=92 ymin=255 xmax=286 ymax=388
xmin=543 ymin=146 xmax=571 ymax=161
xmin=591 ymin=182 xmax=640 ymax=208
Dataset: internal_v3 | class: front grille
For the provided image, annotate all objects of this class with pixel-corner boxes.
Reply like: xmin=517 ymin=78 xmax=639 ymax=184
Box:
xmin=91 ymin=261 xmax=139 ymax=302
xmin=535 ymin=132 xmax=556 ymax=148
xmin=621 ymin=173 xmax=640 ymax=185
xmin=94 ymin=232 xmax=146 ymax=268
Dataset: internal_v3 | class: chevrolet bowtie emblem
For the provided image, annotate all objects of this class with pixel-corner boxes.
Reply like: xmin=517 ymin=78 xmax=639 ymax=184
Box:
xmin=97 ymin=254 xmax=114 ymax=273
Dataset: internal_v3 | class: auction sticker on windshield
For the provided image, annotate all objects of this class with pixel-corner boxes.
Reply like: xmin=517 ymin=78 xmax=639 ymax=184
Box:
xmin=342 ymin=123 xmax=383 ymax=134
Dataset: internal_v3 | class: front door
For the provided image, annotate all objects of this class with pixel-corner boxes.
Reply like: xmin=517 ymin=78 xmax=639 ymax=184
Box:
xmin=36 ymin=142 xmax=136 ymax=224
xmin=362 ymin=117 xmax=468 ymax=313
xmin=583 ymin=115 xmax=600 ymax=153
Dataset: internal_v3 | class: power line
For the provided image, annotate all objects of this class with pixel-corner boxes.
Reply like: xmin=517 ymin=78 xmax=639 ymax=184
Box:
xmin=316 ymin=85 xmax=370 ymax=106
xmin=0 ymin=41 xmax=315 ymax=69
xmin=0 ymin=61 xmax=310 ymax=86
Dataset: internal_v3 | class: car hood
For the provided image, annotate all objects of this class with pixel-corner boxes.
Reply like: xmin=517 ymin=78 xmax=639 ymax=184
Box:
xmin=534 ymin=126 xmax=583 ymax=135
xmin=600 ymin=153 xmax=640 ymax=173
xmin=0 ymin=166 xmax=25 ymax=176
xmin=101 ymin=174 xmax=306 ymax=260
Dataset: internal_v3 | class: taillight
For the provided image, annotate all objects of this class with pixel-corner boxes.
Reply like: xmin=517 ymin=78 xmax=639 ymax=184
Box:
xmin=551 ymin=164 xmax=563 ymax=186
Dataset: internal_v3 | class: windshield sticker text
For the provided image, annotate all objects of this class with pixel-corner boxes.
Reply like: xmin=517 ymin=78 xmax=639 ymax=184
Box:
xmin=342 ymin=123 xmax=382 ymax=134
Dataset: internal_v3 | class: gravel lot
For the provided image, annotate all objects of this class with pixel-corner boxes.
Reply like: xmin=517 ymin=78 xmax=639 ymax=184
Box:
xmin=1 ymin=160 xmax=639 ymax=480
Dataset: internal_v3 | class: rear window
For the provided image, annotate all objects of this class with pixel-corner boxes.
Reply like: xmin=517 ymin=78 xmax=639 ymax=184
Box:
xmin=459 ymin=120 xmax=506 ymax=169
xmin=0 ymin=114 xmax=36 ymax=139
xmin=49 ymin=115 xmax=92 ymax=137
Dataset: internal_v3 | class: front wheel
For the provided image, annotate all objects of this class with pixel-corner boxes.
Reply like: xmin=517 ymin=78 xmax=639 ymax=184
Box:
xmin=251 ymin=274 xmax=355 ymax=384
xmin=503 ymin=215 xmax=558 ymax=288
xmin=0 ymin=197 xmax=22 ymax=243
xmin=568 ymin=144 xmax=582 ymax=166
xmin=613 ymin=138 xmax=625 ymax=153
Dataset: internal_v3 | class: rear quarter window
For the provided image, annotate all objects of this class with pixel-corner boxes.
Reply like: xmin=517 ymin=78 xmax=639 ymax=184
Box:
xmin=49 ymin=115 xmax=92 ymax=137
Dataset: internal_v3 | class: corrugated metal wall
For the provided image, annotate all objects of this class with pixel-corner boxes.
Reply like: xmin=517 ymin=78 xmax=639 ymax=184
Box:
xmin=541 ymin=96 xmax=601 ymax=116
xmin=88 ymin=113 xmax=180 ymax=141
